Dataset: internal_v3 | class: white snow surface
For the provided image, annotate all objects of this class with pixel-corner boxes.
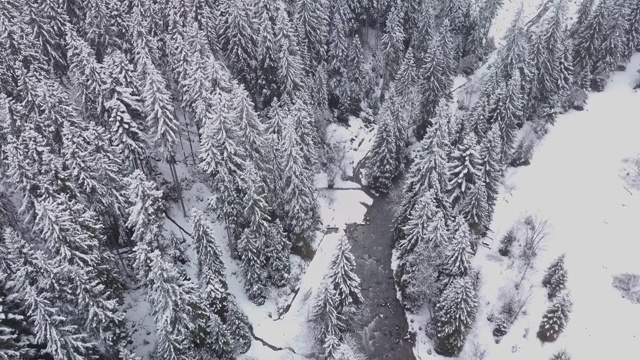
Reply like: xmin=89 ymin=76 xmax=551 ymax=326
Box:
xmin=409 ymin=54 xmax=640 ymax=360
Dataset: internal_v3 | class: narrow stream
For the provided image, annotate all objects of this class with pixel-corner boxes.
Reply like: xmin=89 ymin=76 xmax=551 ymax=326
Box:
xmin=346 ymin=176 xmax=416 ymax=360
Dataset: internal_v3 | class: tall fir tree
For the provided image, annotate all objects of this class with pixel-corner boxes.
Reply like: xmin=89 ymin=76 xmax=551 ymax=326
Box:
xmin=311 ymin=281 xmax=345 ymax=359
xmin=542 ymin=254 xmax=568 ymax=300
xmin=447 ymin=132 xmax=481 ymax=210
xmin=439 ymin=216 xmax=474 ymax=283
xmin=295 ymin=0 xmax=329 ymax=66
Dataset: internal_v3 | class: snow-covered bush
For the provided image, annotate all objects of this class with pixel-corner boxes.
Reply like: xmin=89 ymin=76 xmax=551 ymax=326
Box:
xmin=612 ymin=273 xmax=640 ymax=304
xmin=498 ymin=228 xmax=517 ymax=257
xmin=509 ymin=130 xmax=537 ymax=167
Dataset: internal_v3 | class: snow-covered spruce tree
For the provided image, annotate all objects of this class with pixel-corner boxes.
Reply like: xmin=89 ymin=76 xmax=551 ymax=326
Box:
xmin=542 ymin=254 xmax=568 ymax=300
xmin=459 ymin=178 xmax=490 ymax=236
xmin=439 ymin=216 xmax=474 ymax=284
xmin=397 ymin=190 xmax=438 ymax=256
xmin=124 ymin=170 xmax=166 ymax=277
xmin=252 ymin=0 xmax=280 ymax=109
xmin=411 ymin=0 xmax=436 ymax=62
xmin=140 ymin=55 xmax=179 ymax=159
xmin=199 ymin=89 xmax=247 ymax=255
xmin=288 ymin=96 xmax=320 ymax=169
xmin=394 ymin=47 xmax=418 ymax=102
xmin=494 ymin=6 xmax=529 ymax=84
xmin=264 ymin=219 xmax=291 ymax=288
xmin=23 ymin=0 xmax=69 ymax=74
xmin=2 ymin=228 xmax=94 ymax=359
xmin=277 ymin=114 xmax=319 ymax=248
xmin=237 ymin=165 xmax=271 ymax=305
xmin=626 ymin=0 xmax=640 ymax=55
xmin=447 ymin=132 xmax=481 ymax=210
xmin=311 ymin=281 xmax=345 ymax=359
xmin=433 ymin=275 xmax=479 ymax=357
xmin=537 ymin=291 xmax=573 ymax=342
xmin=147 ymin=250 xmax=208 ymax=360
xmin=66 ymin=28 xmax=106 ymax=125
xmin=398 ymin=195 xmax=449 ymax=311
xmin=327 ymin=235 xmax=364 ymax=311
xmin=365 ymin=94 xmax=406 ymax=194
xmin=224 ymin=297 xmax=252 ymax=355
xmin=381 ymin=1 xmax=406 ymax=75
xmin=218 ymin=0 xmax=259 ymax=91
xmin=274 ymin=3 xmax=305 ymax=100
xmin=490 ymin=71 xmax=525 ymax=164
xmin=295 ymin=0 xmax=329 ymax=66
xmin=190 ymin=209 xmax=229 ymax=315
xmin=394 ymin=100 xmax=451 ymax=239
xmin=103 ymin=51 xmax=147 ymax=169
xmin=529 ymin=0 xmax=573 ymax=112
xmin=570 ymin=0 xmax=595 ymax=38
xmin=477 ymin=123 xmax=503 ymax=214
xmin=416 ymin=27 xmax=453 ymax=139
xmin=572 ymin=0 xmax=626 ymax=90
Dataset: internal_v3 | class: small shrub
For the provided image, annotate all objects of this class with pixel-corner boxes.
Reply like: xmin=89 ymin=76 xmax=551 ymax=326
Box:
xmin=567 ymin=86 xmax=587 ymax=111
xmin=498 ymin=228 xmax=517 ymax=257
xmin=612 ymin=273 xmax=640 ymax=304
xmin=550 ymin=349 xmax=571 ymax=360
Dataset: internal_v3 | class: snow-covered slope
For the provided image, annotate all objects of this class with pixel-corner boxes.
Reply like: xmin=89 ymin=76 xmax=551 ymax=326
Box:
xmin=473 ymin=53 xmax=640 ymax=360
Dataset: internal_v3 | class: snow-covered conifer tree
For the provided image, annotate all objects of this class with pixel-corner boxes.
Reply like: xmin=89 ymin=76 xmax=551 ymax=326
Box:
xmin=218 ymin=0 xmax=259 ymax=89
xmin=439 ymin=216 xmax=473 ymax=282
xmin=537 ymin=291 xmax=572 ymax=342
xmin=433 ymin=276 xmax=478 ymax=356
xmin=381 ymin=2 xmax=406 ymax=74
xmin=274 ymin=3 xmax=305 ymax=99
xmin=542 ymin=254 xmax=568 ymax=300
xmin=277 ymin=116 xmax=319 ymax=246
xmin=191 ymin=209 xmax=228 ymax=313
xmin=365 ymin=95 xmax=406 ymax=194
xmin=264 ymin=219 xmax=291 ymax=287
xmin=311 ymin=281 xmax=344 ymax=358
xmin=394 ymin=100 xmax=450 ymax=236
xmin=327 ymin=236 xmax=364 ymax=311
xmin=447 ymin=132 xmax=481 ymax=209
xmin=295 ymin=0 xmax=329 ymax=66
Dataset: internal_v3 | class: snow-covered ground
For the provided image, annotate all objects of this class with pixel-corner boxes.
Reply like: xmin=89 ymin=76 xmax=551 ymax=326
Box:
xmin=409 ymin=50 xmax=640 ymax=360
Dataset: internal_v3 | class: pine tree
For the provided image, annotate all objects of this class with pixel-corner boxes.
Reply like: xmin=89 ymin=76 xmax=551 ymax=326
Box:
xmin=495 ymin=7 xmax=529 ymax=83
xmin=311 ymin=282 xmax=344 ymax=359
xmin=394 ymin=100 xmax=451 ymax=237
xmin=477 ymin=123 xmax=503 ymax=213
xmin=191 ymin=209 xmax=229 ymax=314
xmin=491 ymin=71 xmax=524 ymax=163
xmin=24 ymin=0 xmax=69 ymax=74
xmin=433 ymin=276 xmax=478 ymax=357
xmin=277 ymin=116 xmax=319 ymax=246
xmin=411 ymin=0 xmax=436 ymax=61
xmin=542 ymin=254 xmax=568 ymax=300
xmin=365 ymin=96 xmax=406 ymax=194
xmin=447 ymin=132 xmax=481 ymax=210
xmin=439 ymin=216 xmax=474 ymax=282
xmin=537 ymin=291 xmax=572 ymax=342
xmin=570 ymin=0 xmax=595 ymax=38
xmin=327 ymin=236 xmax=364 ymax=311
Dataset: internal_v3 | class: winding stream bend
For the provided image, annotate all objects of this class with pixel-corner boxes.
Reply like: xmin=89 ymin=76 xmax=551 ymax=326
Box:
xmin=347 ymin=169 xmax=415 ymax=360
